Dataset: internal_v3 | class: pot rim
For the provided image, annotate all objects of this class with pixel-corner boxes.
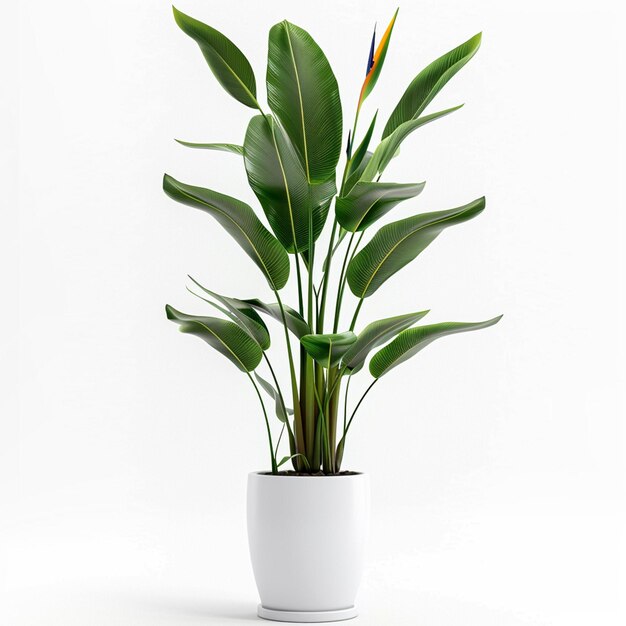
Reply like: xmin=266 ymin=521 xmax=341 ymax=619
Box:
xmin=249 ymin=470 xmax=366 ymax=478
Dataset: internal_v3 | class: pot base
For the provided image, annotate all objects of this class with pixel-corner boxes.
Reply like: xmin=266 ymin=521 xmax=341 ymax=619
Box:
xmin=257 ymin=604 xmax=358 ymax=622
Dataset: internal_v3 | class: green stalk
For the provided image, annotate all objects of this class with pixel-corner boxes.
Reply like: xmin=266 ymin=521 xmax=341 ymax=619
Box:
xmin=327 ymin=366 xmax=341 ymax=471
xmin=332 ymin=232 xmax=355 ymax=332
xmin=247 ymin=372 xmax=277 ymax=474
xmin=263 ymin=354 xmax=288 ymax=424
xmin=349 ymin=298 xmax=364 ymax=332
xmin=302 ymin=196 xmax=316 ymax=463
xmin=312 ymin=414 xmax=323 ymax=471
xmin=335 ymin=231 xmax=364 ymax=332
xmin=313 ymin=379 xmax=332 ymax=472
xmin=294 ymin=251 xmax=305 ymax=317
xmin=335 ymin=378 xmax=377 ymax=471
xmin=317 ymin=220 xmax=338 ymax=333
xmin=348 ymin=105 xmax=362 ymax=160
xmin=345 ymin=378 xmax=378 ymax=437
xmin=335 ymin=373 xmax=352 ymax=471
xmin=263 ymin=353 xmax=296 ymax=458
xmin=274 ymin=289 xmax=306 ymax=467
xmin=343 ymin=374 xmax=352 ymax=437
xmin=274 ymin=423 xmax=285 ymax=458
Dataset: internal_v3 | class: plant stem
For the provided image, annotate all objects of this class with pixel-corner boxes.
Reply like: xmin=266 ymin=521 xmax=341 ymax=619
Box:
xmin=317 ymin=220 xmax=338 ymax=333
xmin=345 ymin=378 xmax=378 ymax=436
xmin=336 ymin=231 xmax=364 ymax=326
xmin=343 ymin=374 xmax=352 ymax=437
xmin=263 ymin=352 xmax=297 ymax=457
xmin=247 ymin=372 xmax=277 ymax=474
xmin=313 ymin=380 xmax=332 ymax=471
xmin=334 ymin=229 xmax=365 ymax=333
xmin=349 ymin=297 xmax=364 ymax=332
xmin=327 ymin=366 xmax=341 ymax=472
xmin=294 ymin=251 xmax=305 ymax=317
xmin=263 ymin=353 xmax=288 ymax=420
xmin=303 ymin=204 xmax=316 ymax=460
xmin=348 ymin=106 xmax=361 ymax=160
xmin=332 ymin=233 xmax=355 ymax=332
xmin=274 ymin=289 xmax=306 ymax=464
xmin=274 ymin=423 xmax=285 ymax=458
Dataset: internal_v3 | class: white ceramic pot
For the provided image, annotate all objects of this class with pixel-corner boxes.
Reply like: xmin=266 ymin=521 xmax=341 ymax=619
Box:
xmin=247 ymin=472 xmax=369 ymax=623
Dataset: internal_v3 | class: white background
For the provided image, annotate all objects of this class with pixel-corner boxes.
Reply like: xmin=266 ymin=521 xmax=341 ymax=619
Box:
xmin=2 ymin=0 xmax=625 ymax=624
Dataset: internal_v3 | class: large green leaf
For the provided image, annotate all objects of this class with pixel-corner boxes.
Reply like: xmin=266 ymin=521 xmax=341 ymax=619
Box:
xmin=336 ymin=181 xmax=426 ymax=232
xmin=267 ymin=21 xmax=342 ymax=183
xmin=163 ymin=174 xmax=290 ymax=291
xmin=255 ymin=373 xmax=293 ymax=422
xmin=166 ymin=305 xmax=263 ymax=372
xmin=362 ymin=106 xmax=463 ymax=182
xmin=347 ymin=197 xmax=485 ymax=298
xmin=242 ymin=298 xmax=310 ymax=339
xmin=187 ymin=276 xmax=270 ymax=349
xmin=370 ymin=316 xmax=502 ymax=378
xmin=243 ymin=115 xmax=335 ymax=252
xmin=300 ymin=332 xmax=357 ymax=368
xmin=175 ymin=139 xmax=243 ymax=155
xmin=343 ymin=311 xmax=430 ymax=373
xmin=172 ymin=7 xmax=258 ymax=108
xmin=382 ymin=33 xmax=481 ymax=138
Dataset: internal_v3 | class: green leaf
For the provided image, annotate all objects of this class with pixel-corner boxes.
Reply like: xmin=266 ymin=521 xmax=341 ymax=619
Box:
xmin=336 ymin=180 xmax=426 ymax=232
xmin=348 ymin=111 xmax=377 ymax=173
xmin=344 ymin=150 xmax=373 ymax=195
xmin=163 ymin=174 xmax=290 ymax=291
xmin=166 ymin=305 xmax=263 ymax=372
xmin=242 ymin=298 xmax=311 ymax=339
xmin=186 ymin=287 xmax=263 ymax=346
xmin=175 ymin=140 xmax=244 ymax=155
xmin=300 ymin=332 xmax=357 ymax=368
xmin=172 ymin=6 xmax=258 ymax=108
xmin=267 ymin=21 xmax=342 ymax=183
xmin=382 ymin=33 xmax=481 ymax=138
xmin=343 ymin=311 xmax=430 ymax=373
xmin=255 ymin=373 xmax=293 ymax=422
xmin=277 ymin=453 xmax=310 ymax=469
xmin=243 ymin=115 xmax=335 ymax=252
xmin=335 ymin=436 xmax=346 ymax=471
xmin=322 ymin=227 xmax=349 ymax=273
xmin=370 ymin=316 xmax=502 ymax=378
xmin=187 ymin=277 xmax=270 ymax=350
xmin=347 ymin=197 xmax=485 ymax=298
xmin=363 ymin=106 xmax=463 ymax=181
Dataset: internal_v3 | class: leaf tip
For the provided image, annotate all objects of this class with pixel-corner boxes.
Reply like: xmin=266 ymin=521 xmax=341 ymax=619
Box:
xmin=171 ymin=5 xmax=185 ymax=27
xmin=162 ymin=172 xmax=176 ymax=193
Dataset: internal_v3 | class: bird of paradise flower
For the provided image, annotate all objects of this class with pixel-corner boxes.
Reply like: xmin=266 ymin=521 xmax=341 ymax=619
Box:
xmin=347 ymin=8 xmax=399 ymax=158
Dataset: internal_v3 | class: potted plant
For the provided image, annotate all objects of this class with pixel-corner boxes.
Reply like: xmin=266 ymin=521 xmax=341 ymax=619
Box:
xmin=163 ymin=6 xmax=501 ymax=622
